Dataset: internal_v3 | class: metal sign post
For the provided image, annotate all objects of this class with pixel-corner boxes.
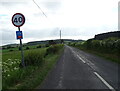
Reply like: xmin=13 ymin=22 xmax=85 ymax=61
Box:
xmin=18 ymin=27 xmax=25 ymax=67
xmin=12 ymin=13 xmax=25 ymax=67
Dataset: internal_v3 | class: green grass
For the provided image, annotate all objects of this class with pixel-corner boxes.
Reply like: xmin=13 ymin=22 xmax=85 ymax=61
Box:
xmin=2 ymin=44 xmax=64 ymax=89
xmin=69 ymin=37 xmax=120 ymax=64
xmin=13 ymin=54 xmax=60 ymax=89
xmin=74 ymin=46 xmax=120 ymax=64
xmin=2 ymin=48 xmax=47 ymax=89
xmin=85 ymin=49 xmax=119 ymax=63
xmin=2 ymin=44 xmax=44 ymax=53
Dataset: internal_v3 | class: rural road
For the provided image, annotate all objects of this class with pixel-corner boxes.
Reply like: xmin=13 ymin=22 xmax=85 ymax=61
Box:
xmin=38 ymin=45 xmax=119 ymax=90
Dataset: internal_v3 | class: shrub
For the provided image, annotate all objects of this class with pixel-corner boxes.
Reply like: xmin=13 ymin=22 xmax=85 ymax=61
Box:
xmin=24 ymin=50 xmax=45 ymax=66
xmin=9 ymin=50 xmax=13 ymax=52
xmin=45 ymin=44 xmax=49 ymax=47
xmin=45 ymin=44 xmax=63 ymax=56
xmin=7 ymin=46 xmax=12 ymax=49
xmin=19 ymin=47 xmax=21 ymax=51
xmin=26 ymin=47 xmax=30 ymax=50
xmin=37 ymin=45 xmax=41 ymax=48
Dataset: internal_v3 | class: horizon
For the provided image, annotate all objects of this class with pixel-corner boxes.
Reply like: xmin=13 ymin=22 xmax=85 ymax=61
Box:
xmin=1 ymin=38 xmax=86 ymax=46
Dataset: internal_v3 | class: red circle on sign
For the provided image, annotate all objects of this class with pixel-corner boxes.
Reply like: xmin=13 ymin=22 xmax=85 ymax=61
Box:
xmin=12 ymin=13 xmax=25 ymax=27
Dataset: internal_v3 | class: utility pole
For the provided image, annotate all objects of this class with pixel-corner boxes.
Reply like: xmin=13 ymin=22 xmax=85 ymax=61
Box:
xmin=60 ymin=30 xmax=61 ymax=44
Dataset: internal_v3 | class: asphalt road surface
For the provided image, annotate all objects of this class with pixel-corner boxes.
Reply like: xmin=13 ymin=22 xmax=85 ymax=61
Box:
xmin=38 ymin=45 xmax=118 ymax=90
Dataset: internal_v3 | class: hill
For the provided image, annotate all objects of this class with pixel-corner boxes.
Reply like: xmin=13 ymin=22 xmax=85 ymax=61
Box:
xmin=94 ymin=31 xmax=120 ymax=40
xmin=1 ymin=39 xmax=84 ymax=48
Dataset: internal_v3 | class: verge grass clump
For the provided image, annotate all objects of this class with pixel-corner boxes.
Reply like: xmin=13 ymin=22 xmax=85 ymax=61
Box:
xmin=45 ymin=44 xmax=63 ymax=56
xmin=24 ymin=49 xmax=46 ymax=66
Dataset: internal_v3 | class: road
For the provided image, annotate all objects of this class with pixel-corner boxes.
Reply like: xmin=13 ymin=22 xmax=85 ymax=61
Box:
xmin=37 ymin=45 xmax=118 ymax=90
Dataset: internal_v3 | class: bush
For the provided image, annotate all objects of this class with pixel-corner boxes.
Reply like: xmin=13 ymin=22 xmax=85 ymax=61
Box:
xmin=19 ymin=47 xmax=21 ymax=51
xmin=24 ymin=50 xmax=45 ymax=66
xmin=45 ymin=44 xmax=49 ymax=47
xmin=26 ymin=47 xmax=30 ymax=50
xmin=7 ymin=46 xmax=12 ymax=49
xmin=45 ymin=44 xmax=63 ymax=56
xmin=37 ymin=45 xmax=41 ymax=48
xmin=9 ymin=50 xmax=13 ymax=52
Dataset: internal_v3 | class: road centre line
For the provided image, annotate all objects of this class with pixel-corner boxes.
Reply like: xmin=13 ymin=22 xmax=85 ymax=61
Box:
xmin=77 ymin=55 xmax=86 ymax=63
xmin=94 ymin=72 xmax=115 ymax=91
xmin=70 ymin=47 xmax=86 ymax=64
xmin=69 ymin=47 xmax=97 ymax=70
xmin=69 ymin=46 xmax=115 ymax=90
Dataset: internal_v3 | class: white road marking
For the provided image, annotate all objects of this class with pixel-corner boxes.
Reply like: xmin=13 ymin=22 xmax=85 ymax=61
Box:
xmin=94 ymin=72 xmax=115 ymax=91
xmin=87 ymin=63 xmax=96 ymax=70
xmin=68 ymin=46 xmax=115 ymax=90
xmin=77 ymin=55 xmax=86 ymax=63
xmin=69 ymin=46 xmax=86 ymax=64
xmin=69 ymin=46 xmax=97 ymax=70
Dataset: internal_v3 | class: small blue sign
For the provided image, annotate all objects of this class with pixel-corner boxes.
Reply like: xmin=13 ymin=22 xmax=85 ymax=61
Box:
xmin=16 ymin=31 xmax=23 ymax=39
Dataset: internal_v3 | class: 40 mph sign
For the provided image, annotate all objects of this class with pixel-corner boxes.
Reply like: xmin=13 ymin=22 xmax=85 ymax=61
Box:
xmin=12 ymin=13 xmax=25 ymax=27
xmin=12 ymin=13 xmax=25 ymax=67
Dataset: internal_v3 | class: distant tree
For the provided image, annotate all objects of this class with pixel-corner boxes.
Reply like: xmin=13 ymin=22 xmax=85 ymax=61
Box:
xmin=61 ymin=39 xmax=64 ymax=44
xmin=26 ymin=47 xmax=30 ymax=50
xmin=45 ymin=44 xmax=49 ymax=47
xmin=37 ymin=45 xmax=41 ymax=48
xmin=7 ymin=46 xmax=11 ymax=49
xmin=68 ymin=42 xmax=71 ymax=45
xmin=9 ymin=49 xmax=13 ymax=52
xmin=2 ymin=47 xmax=6 ymax=50
xmin=49 ymin=40 xmax=56 ymax=45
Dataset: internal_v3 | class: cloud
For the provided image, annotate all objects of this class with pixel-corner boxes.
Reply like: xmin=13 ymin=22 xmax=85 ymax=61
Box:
xmin=41 ymin=0 xmax=62 ymax=11
xmin=0 ymin=0 xmax=118 ymax=46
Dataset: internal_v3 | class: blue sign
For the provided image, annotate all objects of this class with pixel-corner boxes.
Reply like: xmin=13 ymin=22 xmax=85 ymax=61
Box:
xmin=16 ymin=31 xmax=23 ymax=39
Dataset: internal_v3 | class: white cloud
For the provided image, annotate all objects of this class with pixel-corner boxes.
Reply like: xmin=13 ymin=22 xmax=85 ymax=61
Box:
xmin=0 ymin=0 xmax=119 ymax=45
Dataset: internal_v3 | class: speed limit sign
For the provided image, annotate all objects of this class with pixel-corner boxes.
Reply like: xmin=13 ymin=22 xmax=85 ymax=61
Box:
xmin=12 ymin=13 xmax=26 ymax=67
xmin=12 ymin=13 xmax=25 ymax=27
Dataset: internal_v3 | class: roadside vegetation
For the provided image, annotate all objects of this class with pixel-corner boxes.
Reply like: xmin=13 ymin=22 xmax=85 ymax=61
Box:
xmin=2 ymin=44 xmax=64 ymax=89
xmin=69 ymin=37 xmax=120 ymax=64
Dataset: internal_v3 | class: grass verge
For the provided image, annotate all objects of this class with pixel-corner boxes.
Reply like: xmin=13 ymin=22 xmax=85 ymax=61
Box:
xmin=75 ymin=46 xmax=119 ymax=64
xmin=2 ymin=44 xmax=64 ymax=90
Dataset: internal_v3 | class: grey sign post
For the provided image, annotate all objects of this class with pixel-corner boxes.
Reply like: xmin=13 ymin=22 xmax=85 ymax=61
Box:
xmin=12 ymin=13 xmax=25 ymax=67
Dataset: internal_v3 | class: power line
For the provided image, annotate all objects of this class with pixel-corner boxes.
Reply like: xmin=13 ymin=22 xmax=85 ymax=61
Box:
xmin=32 ymin=0 xmax=47 ymax=18
xmin=33 ymin=0 xmax=62 ymax=40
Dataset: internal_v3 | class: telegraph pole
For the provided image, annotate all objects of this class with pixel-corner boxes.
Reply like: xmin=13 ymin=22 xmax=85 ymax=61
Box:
xmin=60 ymin=30 xmax=61 ymax=44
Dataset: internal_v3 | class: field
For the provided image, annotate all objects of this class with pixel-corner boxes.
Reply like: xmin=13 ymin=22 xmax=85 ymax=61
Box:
xmin=2 ymin=44 xmax=64 ymax=89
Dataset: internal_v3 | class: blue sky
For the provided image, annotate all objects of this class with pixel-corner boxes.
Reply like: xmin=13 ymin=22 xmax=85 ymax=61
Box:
xmin=0 ymin=0 xmax=118 ymax=46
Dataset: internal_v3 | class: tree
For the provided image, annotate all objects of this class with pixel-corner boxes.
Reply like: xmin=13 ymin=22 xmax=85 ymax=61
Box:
xmin=26 ymin=47 xmax=30 ymax=50
xmin=49 ymin=40 xmax=56 ymax=45
xmin=37 ymin=45 xmax=41 ymax=48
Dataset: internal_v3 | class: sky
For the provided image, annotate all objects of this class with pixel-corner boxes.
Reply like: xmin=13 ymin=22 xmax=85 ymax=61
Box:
xmin=0 ymin=0 xmax=119 ymax=46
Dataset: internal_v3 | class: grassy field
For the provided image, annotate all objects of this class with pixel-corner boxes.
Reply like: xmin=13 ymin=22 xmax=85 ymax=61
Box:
xmin=2 ymin=44 xmax=45 ymax=53
xmin=2 ymin=44 xmax=64 ymax=89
